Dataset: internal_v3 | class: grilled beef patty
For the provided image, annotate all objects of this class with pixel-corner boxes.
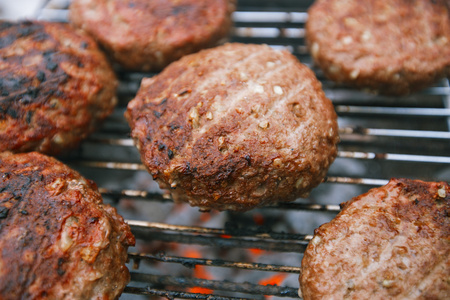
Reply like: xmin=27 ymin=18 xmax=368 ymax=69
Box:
xmin=306 ymin=0 xmax=450 ymax=95
xmin=126 ymin=43 xmax=339 ymax=211
xmin=0 ymin=151 xmax=135 ymax=299
xmin=69 ymin=0 xmax=236 ymax=71
xmin=0 ymin=20 xmax=117 ymax=155
xmin=300 ymin=178 xmax=450 ymax=300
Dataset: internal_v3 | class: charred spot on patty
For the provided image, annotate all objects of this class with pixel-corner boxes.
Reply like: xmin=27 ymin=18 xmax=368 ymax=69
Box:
xmin=0 ymin=21 xmax=117 ymax=155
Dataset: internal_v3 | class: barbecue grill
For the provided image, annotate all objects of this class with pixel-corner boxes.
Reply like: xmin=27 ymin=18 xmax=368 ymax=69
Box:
xmin=31 ymin=0 xmax=450 ymax=298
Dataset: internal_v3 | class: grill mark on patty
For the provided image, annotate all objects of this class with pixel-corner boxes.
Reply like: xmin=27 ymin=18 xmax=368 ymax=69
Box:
xmin=193 ymin=58 xmax=287 ymax=133
xmin=405 ymin=258 xmax=448 ymax=298
xmin=127 ymin=43 xmax=338 ymax=210
xmin=134 ymin=46 xmax=271 ymax=170
xmin=351 ymin=233 xmax=406 ymax=295
xmin=181 ymin=52 xmax=328 ymax=177
xmin=176 ymin=47 xmax=267 ymax=116
xmin=70 ymin=0 xmax=235 ymax=71
xmin=306 ymin=0 xmax=450 ymax=95
xmin=350 ymin=214 xmax=449 ymax=298
xmin=146 ymin=45 xmax=333 ymax=164
xmin=211 ymin=64 xmax=292 ymax=145
xmin=301 ymin=178 xmax=449 ymax=299
xmin=235 ymin=65 xmax=313 ymax=149
xmin=170 ymin=48 xmax=286 ymax=172
xmin=178 ymin=48 xmax=284 ymax=147
xmin=0 ymin=22 xmax=84 ymax=121
xmin=0 ymin=21 xmax=117 ymax=155
xmin=0 ymin=21 xmax=44 ymax=48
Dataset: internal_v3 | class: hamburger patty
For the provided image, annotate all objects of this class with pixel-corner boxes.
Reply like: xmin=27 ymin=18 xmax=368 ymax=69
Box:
xmin=0 ymin=152 xmax=135 ymax=299
xmin=306 ymin=0 xmax=450 ymax=95
xmin=69 ymin=0 xmax=236 ymax=71
xmin=125 ymin=43 xmax=339 ymax=211
xmin=300 ymin=178 xmax=450 ymax=300
xmin=0 ymin=21 xmax=117 ymax=155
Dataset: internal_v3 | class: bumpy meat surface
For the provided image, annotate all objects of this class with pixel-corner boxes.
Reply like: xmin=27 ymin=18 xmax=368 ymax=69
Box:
xmin=126 ymin=43 xmax=339 ymax=211
xmin=0 ymin=21 xmax=117 ymax=155
xmin=300 ymin=178 xmax=450 ymax=300
xmin=0 ymin=152 xmax=135 ymax=299
xmin=306 ymin=0 xmax=450 ymax=95
xmin=69 ymin=0 xmax=236 ymax=71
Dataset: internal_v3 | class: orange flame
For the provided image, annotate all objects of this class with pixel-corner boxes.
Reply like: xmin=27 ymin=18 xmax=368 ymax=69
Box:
xmin=259 ymin=273 xmax=287 ymax=286
xmin=248 ymin=248 xmax=265 ymax=257
xmin=184 ymin=248 xmax=214 ymax=294
xmin=253 ymin=213 xmax=265 ymax=225
xmin=259 ymin=273 xmax=288 ymax=299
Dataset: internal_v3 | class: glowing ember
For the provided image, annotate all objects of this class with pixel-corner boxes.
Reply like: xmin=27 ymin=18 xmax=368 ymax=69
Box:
xmin=184 ymin=248 xmax=214 ymax=294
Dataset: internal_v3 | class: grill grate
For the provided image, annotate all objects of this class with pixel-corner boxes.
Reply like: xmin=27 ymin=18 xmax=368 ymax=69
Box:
xmin=35 ymin=0 xmax=450 ymax=299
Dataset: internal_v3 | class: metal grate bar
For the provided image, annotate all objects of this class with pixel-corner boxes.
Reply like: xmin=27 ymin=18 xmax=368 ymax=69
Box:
xmin=124 ymin=286 xmax=253 ymax=300
xmin=337 ymin=151 xmax=450 ymax=164
xmin=129 ymin=229 xmax=308 ymax=253
xmin=128 ymin=220 xmax=310 ymax=242
xmin=78 ymin=161 xmax=146 ymax=171
xmin=325 ymin=176 xmax=389 ymax=186
xmin=233 ymin=11 xmax=308 ymax=23
xmin=233 ymin=21 xmax=305 ymax=28
xmin=100 ymin=187 xmax=342 ymax=212
xmin=326 ymin=86 xmax=450 ymax=99
xmin=335 ymin=106 xmax=450 ymax=117
xmin=129 ymin=273 xmax=300 ymax=298
xmin=128 ymin=253 xmax=301 ymax=273
xmin=339 ymin=127 xmax=450 ymax=139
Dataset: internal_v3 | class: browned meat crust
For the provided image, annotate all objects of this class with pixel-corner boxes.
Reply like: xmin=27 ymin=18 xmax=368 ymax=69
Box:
xmin=306 ymin=0 xmax=450 ymax=95
xmin=125 ymin=43 xmax=339 ymax=211
xmin=300 ymin=178 xmax=450 ymax=300
xmin=0 ymin=21 xmax=117 ymax=155
xmin=0 ymin=152 xmax=135 ymax=299
xmin=69 ymin=0 xmax=236 ymax=71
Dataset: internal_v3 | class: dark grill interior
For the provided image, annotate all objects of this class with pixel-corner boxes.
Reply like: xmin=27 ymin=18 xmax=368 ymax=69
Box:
xmin=34 ymin=0 xmax=450 ymax=299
